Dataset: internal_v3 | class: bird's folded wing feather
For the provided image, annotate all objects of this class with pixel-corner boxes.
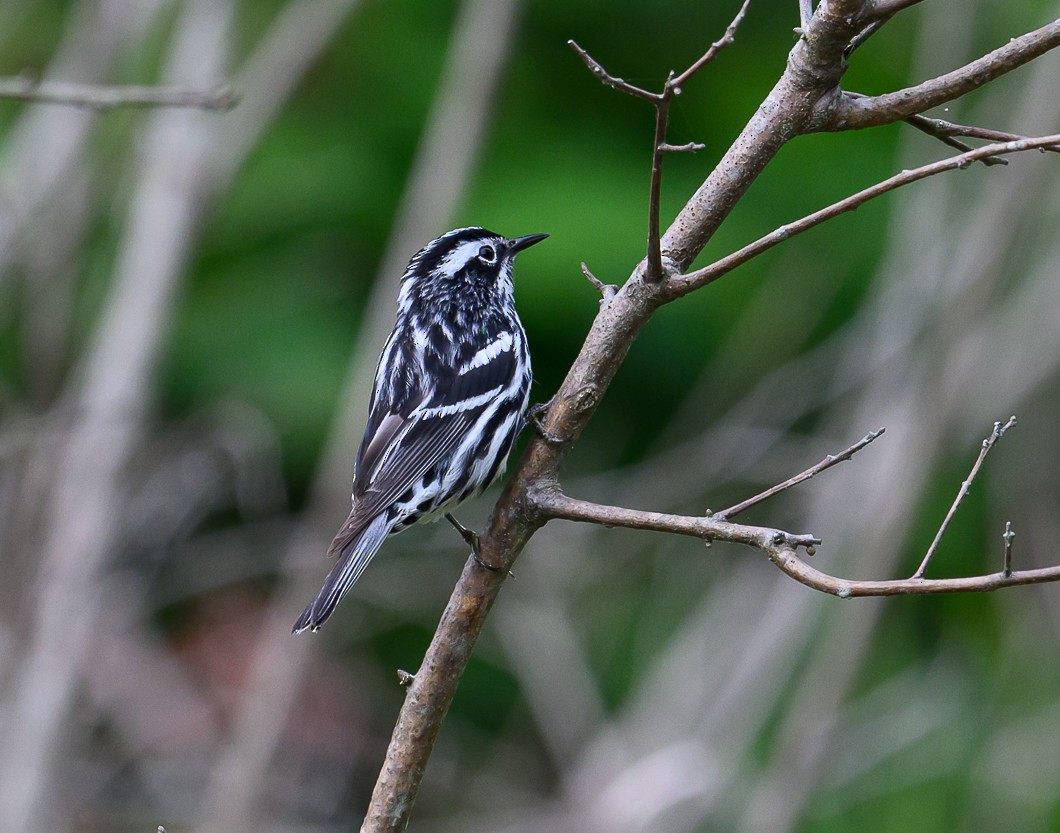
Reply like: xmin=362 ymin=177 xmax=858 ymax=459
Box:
xmin=328 ymin=346 xmax=517 ymax=556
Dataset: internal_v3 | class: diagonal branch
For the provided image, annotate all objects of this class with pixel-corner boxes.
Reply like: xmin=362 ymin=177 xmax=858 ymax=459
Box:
xmin=912 ymin=416 xmax=1016 ymax=578
xmin=667 ymin=132 xmax=1060 ymax=297
xmin=0 ymin=76 xmax=238 ymax=111
xmin=829 ymin=17 xmax=1060 ymax=130
xmin=714 ymin=427 xmax=885 ymax=521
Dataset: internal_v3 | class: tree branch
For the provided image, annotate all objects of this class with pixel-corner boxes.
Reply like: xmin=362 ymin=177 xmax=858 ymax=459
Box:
xmin=667 ymin=132 xmax=1060 ymax=297
xmin=534 ymin=489 xmax=1060 ymax=598
xmin=534 ymin=488 xmax=820 ymax=551
xmin=0 ymin=76 xmax=238 ymax=111
xmin=829 ymin=17 xmax=1060 ymax=130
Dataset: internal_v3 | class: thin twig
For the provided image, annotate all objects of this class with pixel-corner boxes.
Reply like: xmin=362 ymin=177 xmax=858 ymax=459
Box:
xmin=536 ymin=489 xmax=821 ymax=551
xmin=669 ymin=133 xmax=1060 ymax=296
xmin=570 ymin=0 xmax=753 ymax=283
xmin=912 ymin=416 xmax=1016 ymax=578
xmin=566 ymin=40 xmax=659 ymax=102
xmin=905 ymin=113 xmax=1060 ymax=162
xmin=905 ymin=115 xmax=1007 ymax=165
xmin=0 ymin=76 xmax=238 ymax=111
xmin=646 ymin=93 xmax=672 ymax=281
xmin=580 ymin=262 xmax=617 ymax=299
xmin=671 ymin=0 xmax=753 ymax=88
xmin=845 ymin=18 xmax=889 ymax=56
xmin=909 ymin=116 xmax=1060 ymax=149
xmin=714 ymin=427 xmax=885 ymax=520
xmin=1002 ymin=521 xmax=1015 ymax=577
xmin=659 ymin=141 xmax=706 ymax=152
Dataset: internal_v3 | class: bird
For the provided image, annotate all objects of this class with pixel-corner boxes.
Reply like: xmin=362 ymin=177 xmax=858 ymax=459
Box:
xmin=293 ymin=227 xmax=548 ymax=633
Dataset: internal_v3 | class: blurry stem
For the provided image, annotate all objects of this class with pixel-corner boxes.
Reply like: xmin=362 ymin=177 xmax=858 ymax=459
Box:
xmin=912 ymin=416 xmax=1016 ymax=578
xmin=0 ymin=3 xmax=234 ymax=831
xmin=646 ymin=93 xmax=672 ymax=281
xmin=0 ymin=76 xmax=237 ymax=110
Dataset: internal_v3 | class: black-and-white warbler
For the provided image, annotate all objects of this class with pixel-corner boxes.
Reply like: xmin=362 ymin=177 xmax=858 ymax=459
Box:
xmin=293 ymin=227 xmax=547 ymax=633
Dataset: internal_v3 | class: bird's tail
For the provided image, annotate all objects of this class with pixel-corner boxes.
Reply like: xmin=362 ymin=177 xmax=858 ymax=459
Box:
xmin=292 ymin=512 xmax=390 ymax=633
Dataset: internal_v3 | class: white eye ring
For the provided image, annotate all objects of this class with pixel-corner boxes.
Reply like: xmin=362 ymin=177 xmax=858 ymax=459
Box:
xmin=478 ymin=245 xmax=497 ymax=264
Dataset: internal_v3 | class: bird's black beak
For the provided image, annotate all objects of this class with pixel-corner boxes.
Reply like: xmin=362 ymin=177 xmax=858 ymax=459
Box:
xmin=507 ymin=233 xmax=549 ymax=254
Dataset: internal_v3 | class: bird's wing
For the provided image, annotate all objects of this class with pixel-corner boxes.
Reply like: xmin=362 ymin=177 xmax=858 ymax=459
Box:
xmin=329 ymin=344 xmax=518 ymax=557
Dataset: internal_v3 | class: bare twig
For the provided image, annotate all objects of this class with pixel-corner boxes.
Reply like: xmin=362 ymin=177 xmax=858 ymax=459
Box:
xmin=580 ymin=262 xmax=617 ymax=299
xmin=536 ymin=489 xmax=821 ymax=551
xmin=844 ymin=91 xmax=1058 ymax=164
xmin=1002 ymin=521 xmax=1015 ymax=577
xmin=668 ymin=133 xmax=1060 ymax=297
xmin=770 ymin=546 xmax=1060 ymax=597
xmin=0 ymin=76 xmax=238 ymax=111
xmin=904 ymin=114 xmax=1007 ymax=165
xmin=714 ymin=428 xmax=885 ymax=520
xmin=646 ymin=89 xmax=673 ymax=280
xmin=659 ymin=141 xmax=706 ymax=152
xmin=566 ymin=40 xmax=659 ymax=102
xmin=912 ymin=416 xmax=1016 ymax=578
xmin=832 ymin=18 xmax=1060 ymax=129
xmin=535 ymin=489 xmax=1060 ymax=597
xmin=905 ymin=113 xmax=1060 ymax=162
xmin=570 ymin=0 xmax=752 ymax=282
xmin=845 ymin=19 xmax=888 ymax=56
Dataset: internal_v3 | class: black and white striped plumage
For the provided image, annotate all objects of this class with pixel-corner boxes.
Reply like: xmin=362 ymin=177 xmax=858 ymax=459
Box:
xmin=293 ymin=227 xmax=547 ymax=633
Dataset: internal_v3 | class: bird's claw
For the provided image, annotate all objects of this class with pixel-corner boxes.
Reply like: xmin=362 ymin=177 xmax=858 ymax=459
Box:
xmin=526 ymin=401 xmax=569 ymax=445
xmin=445 ymin=513 xmax=514 ymax=578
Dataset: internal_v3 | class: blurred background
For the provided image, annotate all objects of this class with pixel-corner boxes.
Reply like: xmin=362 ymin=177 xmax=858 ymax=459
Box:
xmin=1 ymin=0 xmax=1059 ymax=831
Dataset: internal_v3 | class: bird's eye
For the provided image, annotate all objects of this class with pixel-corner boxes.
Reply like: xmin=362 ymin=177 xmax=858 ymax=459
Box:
xmin=478 ymin=245 xmax=497 ymax=263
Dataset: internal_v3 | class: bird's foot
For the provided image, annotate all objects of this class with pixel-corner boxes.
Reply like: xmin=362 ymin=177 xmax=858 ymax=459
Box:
xmin=526 ymin=400 xmax=569 ymax=445
xmin=445 ymin=513 xmax=514 ymax=578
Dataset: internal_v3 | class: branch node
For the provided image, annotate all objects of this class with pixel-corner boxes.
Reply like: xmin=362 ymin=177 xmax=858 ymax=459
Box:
xmin=397 ymin=669 xmax=416 ymax=687
xmin=580 ymin=262 xmax=618 ymax=300
xmin=1002 ymin=521 xmax=1015 ymax=577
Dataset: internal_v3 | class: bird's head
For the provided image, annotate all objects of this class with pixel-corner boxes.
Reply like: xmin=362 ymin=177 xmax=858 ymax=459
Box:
xmin=398 ymin=227 xmax=548 ymax=314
